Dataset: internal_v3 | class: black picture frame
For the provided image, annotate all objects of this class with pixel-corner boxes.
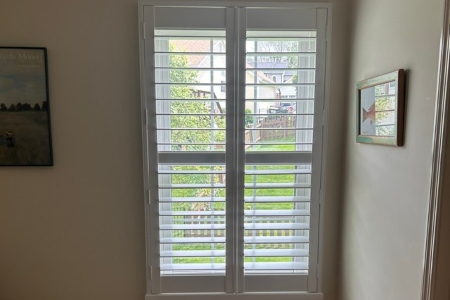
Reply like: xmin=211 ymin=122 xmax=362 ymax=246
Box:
xmin=0 ymin=47 xmax=53 ymax=166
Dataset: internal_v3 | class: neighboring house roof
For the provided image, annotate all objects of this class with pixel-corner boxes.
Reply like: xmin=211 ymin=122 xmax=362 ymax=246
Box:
xmin=249 ymin=65 xmax=276 ymax=84
xmin=171 ymin=40 xmax=276 ymax=85
xmin=171 ymin=40 xmax=222 ymax=67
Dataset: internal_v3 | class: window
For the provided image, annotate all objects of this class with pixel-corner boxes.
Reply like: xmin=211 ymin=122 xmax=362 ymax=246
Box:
xmin=139 ymin=2 xmax=329 ymax=299
xmin=221 ymin=80 xmax=226 ymax=93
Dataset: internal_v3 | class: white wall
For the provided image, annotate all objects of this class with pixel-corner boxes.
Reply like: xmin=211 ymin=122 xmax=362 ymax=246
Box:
xmin=340 ymin=0 xmax=444 ymax=299
xmin=0 ymin=0 xmax=349 ymax=300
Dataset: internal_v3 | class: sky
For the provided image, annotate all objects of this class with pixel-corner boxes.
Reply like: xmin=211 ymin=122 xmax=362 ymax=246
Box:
xmin=0 ymin=48 xmax=47 ymax=107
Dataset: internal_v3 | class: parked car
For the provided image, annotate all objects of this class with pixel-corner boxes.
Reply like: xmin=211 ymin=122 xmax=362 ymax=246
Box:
xmin=268 ymin=102 xmax=296 ymax=114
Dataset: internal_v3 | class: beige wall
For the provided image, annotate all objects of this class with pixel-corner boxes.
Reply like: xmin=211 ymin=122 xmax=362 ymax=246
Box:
xmin=0 ymin=1 xmax=146 ymax=300
xmin=0 ymin=0 xmax=349 ymax=300
xmin=340 ymin=0 xmax=444 ymax=299
xmin=322 ymin=0 xmax=350 ymax=298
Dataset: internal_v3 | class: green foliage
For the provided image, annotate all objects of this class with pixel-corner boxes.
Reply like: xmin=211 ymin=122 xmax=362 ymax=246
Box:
xmin=8 ymin=104 xmax=16 ymax=111
xmin=170 ymin=101 xmax=225 ymax=151
xmin=169 ymin=43 xmax=197 ymax=95
xmin=167 ymin=42 xmax=226 ymax=212
xmin=0 ymin=103 xmax=7 ymax=111
xmin=168 ymin=43 xmax=225 ymax=151
xmin=373 ymin=85 xmax=396 ymax=136
xmin=245 ymin=109 xmax=254 ymax=128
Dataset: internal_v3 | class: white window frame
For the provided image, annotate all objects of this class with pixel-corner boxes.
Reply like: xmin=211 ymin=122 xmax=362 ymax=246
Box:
xmin=138 ymin=2 xmax=331 ymax=299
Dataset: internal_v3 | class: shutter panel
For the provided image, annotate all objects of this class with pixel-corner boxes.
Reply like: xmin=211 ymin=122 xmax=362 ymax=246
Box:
xmin=243 ymin=30 xmax=317 ymax=278
xmin=155 ymin=28 xmax=227 ymax=275
xmin=144 ymin=6 xmax=233 ymax=292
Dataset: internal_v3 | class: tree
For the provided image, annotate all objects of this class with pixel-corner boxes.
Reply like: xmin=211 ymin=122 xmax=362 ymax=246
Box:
xmin=16 ymin=102 xmax=23 ymax=111
xmin=248 ymin=40 xmax=299 ymax=67
xmin=41 ymin=101 xmax=48 ymax=111
xmin=167 ymin=43 xmax=226 ymax=209
xmin=8 ymin=104 xmax=16 ymax=111
xmin=373 ymin=85 xmax=396 ymax=136
xmin=22 ymin=103 xmax=32 ymax=111
xmin=33 ymin=103 xmax=41 ymax=111
xmin=0 ymin=103 xmax=7 ymax=111
xmin=168 ymin=43 xmax=225 ymax=151
xmin=245 ymin=108 xmax=254 ymax=128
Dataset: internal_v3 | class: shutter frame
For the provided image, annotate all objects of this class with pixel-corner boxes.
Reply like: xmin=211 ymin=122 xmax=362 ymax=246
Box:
xmin=139 ymin=2 xmax=330 ymax=296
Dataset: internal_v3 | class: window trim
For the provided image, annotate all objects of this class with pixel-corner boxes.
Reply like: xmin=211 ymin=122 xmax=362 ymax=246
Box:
xmin=138 ymin=1 xmax=332 ymax=299
xmin=145 ymin=292 xmax=324 ymax=300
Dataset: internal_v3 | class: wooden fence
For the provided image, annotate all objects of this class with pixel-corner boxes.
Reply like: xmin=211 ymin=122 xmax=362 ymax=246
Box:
xmin=183 ymin=216 xmax=296 ymax=239
xmin=245 ymin=115 xmax=296 ymax=145
xmin=178 ymin=114 xmax=300 ymax=240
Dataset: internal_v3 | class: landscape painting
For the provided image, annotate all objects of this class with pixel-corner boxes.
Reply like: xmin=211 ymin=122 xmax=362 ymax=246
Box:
xmin=0 ymin=47 xmax=53 ymax=166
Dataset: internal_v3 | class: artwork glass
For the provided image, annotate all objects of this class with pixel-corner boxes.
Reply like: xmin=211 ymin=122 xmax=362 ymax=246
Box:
xmin=0 ymin=47 xmax=53 ymax=166
xmin=356 ymin=69 xmax=405 ymax=146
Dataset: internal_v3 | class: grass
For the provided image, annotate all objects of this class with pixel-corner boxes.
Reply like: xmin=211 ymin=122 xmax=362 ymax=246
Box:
xmin=0 ymin=111 xmax=52 ymax=165
xmin=165 ymin=139 xmax=309 ymax=265
xmin=170 ymin=166 xmax=298 ymax=210
xmin=248 ymin=136 xmax=296 ymax=152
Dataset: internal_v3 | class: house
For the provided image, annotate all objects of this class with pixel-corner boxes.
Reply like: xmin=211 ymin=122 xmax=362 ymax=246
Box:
xmin=0 ymin=0 xmax=448 ymax=300
xmin=248 ymin=61 xmax=298 ymax=99
xmin=171 ymin=39 xmax=279 ymax=114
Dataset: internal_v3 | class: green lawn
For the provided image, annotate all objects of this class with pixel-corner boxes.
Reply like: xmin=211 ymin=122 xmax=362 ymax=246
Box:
xmin=167 ymin=138 xmax=308 ymax=265
xmin=248 ymin=136 xmax=296 ymax=152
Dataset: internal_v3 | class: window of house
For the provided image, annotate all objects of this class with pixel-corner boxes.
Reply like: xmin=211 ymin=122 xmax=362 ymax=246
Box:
xmin=221 ymin=80 xmax=226 ymax=93
xmin=139 ymin=2 xmax=330 ymax=299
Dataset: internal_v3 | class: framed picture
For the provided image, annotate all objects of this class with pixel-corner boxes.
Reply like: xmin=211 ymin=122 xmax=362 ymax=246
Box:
xmin=0 ymin=47 xmax=53 ymax=166
xmin=356 ymin=69 xmax=405 ymax=146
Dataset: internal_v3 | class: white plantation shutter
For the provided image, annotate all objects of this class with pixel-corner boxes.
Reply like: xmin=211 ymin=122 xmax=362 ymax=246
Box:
xmin=242 ymin=29 xmax=318 ymax=291
xmin=142 ymin=6 xmax=234 ymax=293
xmin=236 ymin=8 xmax=327 ymax=292
xmin=140 ymin=2 xmax=329 ymax=298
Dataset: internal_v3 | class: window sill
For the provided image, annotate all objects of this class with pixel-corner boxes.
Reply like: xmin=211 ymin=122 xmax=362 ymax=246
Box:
xmin=145 ymin=292 xmax=324 ymax=300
